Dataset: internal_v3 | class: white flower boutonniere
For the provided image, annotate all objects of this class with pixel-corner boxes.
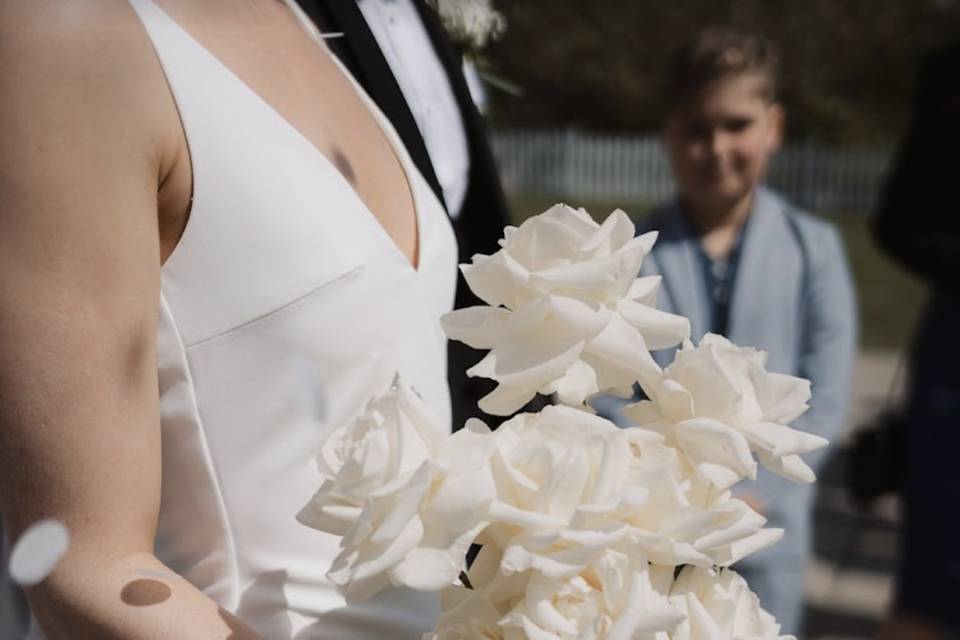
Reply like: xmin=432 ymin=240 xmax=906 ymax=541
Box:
xmin=428 ymin=0 xmax=506 ymax=51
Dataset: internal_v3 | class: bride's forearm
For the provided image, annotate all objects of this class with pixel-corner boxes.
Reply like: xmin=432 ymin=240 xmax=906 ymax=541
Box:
xmin=27 ymin=549 xmax=262 ymax=640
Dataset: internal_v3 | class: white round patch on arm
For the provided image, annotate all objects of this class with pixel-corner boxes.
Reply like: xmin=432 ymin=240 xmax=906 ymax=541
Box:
xmin=9 ymin=519 xmax=70 ymax=586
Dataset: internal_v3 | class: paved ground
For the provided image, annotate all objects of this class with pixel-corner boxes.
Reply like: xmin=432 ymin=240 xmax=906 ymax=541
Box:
xmin=804 ymin=349 xmax=903 ymax=639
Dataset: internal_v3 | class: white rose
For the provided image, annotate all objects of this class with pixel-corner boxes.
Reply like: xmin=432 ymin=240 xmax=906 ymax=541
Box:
xmin=498 ymin=549 xmax=681 ymax=640
xmin=480 ymin=405 xmax=636 ymax=547
xmin=626 ymin=500 xmax=782 ymax=569
xmin=614 ymin=427 xmax=782 ymax=568
xmin=625 ymin=334 xmax=828 ymax=489
xmin=424 ymin=545 xmax=525 ymax=639
xmin=668 ymin=567 xmax=794 ymax=640
xmin=423 ymin=585 xmax=506 ymax=640
xmin=442 ymin=205 xmax=689 ymax=415
xmin=476 ymin=406 xmax=779 ymax=573
xmin=326 ymin=419 xmax=500 ymax=602
xmin=468 ymin=406 xmax=654 ymax=588
xmin=428 ymin=548 xmax=680 ymax=640
xmin=462 ymin=205 xmax=653 ymax=309
xmin=298 ymin=375 xmax=447 ymax=535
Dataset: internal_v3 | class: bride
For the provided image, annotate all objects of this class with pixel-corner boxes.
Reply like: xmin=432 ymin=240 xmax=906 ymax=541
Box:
xmin=0 ymin=0 xmax=457 ymax=637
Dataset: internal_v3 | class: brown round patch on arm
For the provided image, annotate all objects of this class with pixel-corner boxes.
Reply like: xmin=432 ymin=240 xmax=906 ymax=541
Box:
xmin=120 ymin=578 xmax=172 ymax=607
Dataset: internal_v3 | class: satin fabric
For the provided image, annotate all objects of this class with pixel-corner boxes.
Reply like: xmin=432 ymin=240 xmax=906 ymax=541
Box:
xmin=52 ymin=1 xmax=458 ymax=637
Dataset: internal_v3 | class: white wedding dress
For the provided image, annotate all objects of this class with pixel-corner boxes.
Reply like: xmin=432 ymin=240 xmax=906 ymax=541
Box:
xmin=33 ymin=0 xmax=457 ymax=637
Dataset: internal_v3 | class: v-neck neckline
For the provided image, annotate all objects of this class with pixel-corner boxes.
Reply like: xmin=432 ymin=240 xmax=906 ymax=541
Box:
xmin=143 ymin=0 xmax=426 ymax=273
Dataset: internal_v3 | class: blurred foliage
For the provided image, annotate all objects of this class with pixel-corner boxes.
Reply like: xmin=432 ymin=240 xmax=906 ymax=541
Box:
xmin=484 ymin=0 xmax=960 ymax=145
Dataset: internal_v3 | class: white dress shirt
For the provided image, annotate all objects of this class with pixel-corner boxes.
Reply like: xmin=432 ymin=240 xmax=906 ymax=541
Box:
xmin=357 ymin=0 xmax=471 ymax=219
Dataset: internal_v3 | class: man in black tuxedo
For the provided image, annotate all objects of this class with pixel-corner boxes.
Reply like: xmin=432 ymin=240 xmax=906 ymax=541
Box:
xmin=295 ymin=0 xmax=510 ymax=431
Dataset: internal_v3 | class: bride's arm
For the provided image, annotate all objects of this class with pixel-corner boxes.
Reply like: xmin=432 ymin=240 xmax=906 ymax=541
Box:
xmin=0 ymin=3 xmax=260 ymax=638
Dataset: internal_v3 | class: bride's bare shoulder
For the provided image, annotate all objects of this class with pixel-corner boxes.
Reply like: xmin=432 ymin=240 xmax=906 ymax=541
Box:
xmin=0 ymin=0 xmax=163 ymax=108
xmin=0 ymin=0 xmax=150 ymax=46
xmin=0 ymin=0 xmax=180 ymax=179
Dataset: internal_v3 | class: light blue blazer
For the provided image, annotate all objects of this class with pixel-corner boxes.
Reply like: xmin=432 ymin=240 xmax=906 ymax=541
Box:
xmin=637 ymin=187 xmax=858 ymax=563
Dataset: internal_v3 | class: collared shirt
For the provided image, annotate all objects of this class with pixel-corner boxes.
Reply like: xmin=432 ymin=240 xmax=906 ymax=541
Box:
xmin=357 ymin=0 xmax=471 ymax=218
xmin=692 ymin=214 xmax=751 ymax=337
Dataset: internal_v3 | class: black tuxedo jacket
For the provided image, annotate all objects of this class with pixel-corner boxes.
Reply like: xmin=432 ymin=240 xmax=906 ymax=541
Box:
xmin=295 ymin=0 xmax=509 ymax=429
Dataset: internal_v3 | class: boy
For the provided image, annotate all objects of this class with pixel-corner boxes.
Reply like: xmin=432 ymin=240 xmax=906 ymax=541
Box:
xmin=611 ymin=27 xmax=858 ymax=634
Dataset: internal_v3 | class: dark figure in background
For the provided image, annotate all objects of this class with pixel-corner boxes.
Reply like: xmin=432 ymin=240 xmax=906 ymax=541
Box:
xmin=875 ymin=41 xmax=960 ymax=640
xmin=296 ymin=0 xmax=508 ymax=431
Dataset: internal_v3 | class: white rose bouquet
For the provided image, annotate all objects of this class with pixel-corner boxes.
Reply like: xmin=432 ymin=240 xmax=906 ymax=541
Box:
xmin=300 ymin=205 xmax=821 ymax=639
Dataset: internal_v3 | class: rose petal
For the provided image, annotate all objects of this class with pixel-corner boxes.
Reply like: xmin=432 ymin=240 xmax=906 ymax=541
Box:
xmin=529 ymin=242 xmax=645 ymax=303
xmin=616 ymin=298 xmax=691 ymax=350
xmin=624 ymin=274 xmax=662 ymax=305
xmin=540 ymin=359 xmax=598 ymax=407
xmin=583 ymin=311 xmax=660 ymax=391
xmin=391 ymin=521 xmax=488 ymax=591
xmin=440 ymin=306 xmax=512 ymax=349
xmin=622 ymin=400 xmax=663 ymax=426
xmin=581 ymin=209 xmax=637 ymax=254
xmin=714 ymin=527 xmax=785 ymax=566
xmin=461 ymin=249 xmax=530 ymax=309
xmin=738 ymin=421 xmax=829 ymax=458
xmin=673 ymin=418 xmax=758 ymax=488
xmin=757 ymin=451 xmax=818 ymax=484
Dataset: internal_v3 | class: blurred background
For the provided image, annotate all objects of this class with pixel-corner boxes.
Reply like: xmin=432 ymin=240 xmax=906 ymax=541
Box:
xmin=468 ymin=1 xmax=960 ymax=637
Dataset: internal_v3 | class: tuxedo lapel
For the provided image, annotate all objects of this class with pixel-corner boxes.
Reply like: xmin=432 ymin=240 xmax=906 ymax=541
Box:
xmin=411 ymin=0 xmax=510 ymax=258
xmin=296 ymin=0 xmax=446 ymax=208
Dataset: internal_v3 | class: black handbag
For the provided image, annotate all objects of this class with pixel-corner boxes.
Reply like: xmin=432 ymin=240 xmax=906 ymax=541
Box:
xmin=845 ymin=355 xmax=907 ymax=507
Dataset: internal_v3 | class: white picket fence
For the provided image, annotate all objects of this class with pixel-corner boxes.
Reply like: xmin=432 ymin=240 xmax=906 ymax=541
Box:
xmin=491 ymin=129 xmax=893 ymax=213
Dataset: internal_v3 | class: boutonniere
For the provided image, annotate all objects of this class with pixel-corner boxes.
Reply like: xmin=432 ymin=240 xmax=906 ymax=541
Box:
xmin=427 ymin=0 xmax=522 ymax=98
xmin=427 ymin=0 xmax=506 ymax=53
